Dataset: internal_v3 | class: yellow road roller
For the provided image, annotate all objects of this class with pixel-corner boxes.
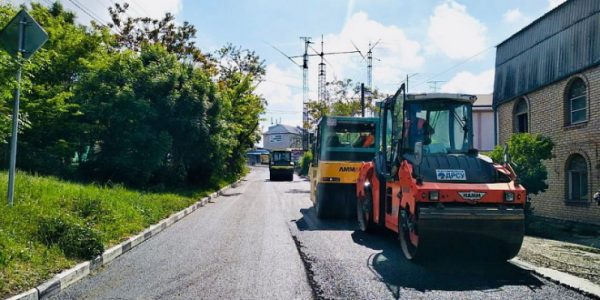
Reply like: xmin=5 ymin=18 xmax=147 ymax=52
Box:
xmin=309 ymin=116 xmax=379 ymax=218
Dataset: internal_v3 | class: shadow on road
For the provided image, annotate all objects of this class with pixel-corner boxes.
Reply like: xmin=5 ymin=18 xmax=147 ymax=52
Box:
xmin=286 ymin=188 xmax=309 ymax=194
xmin=350 ymin=230 xmax=544 ymax=297
xmin=294 ymin=207 xmax=358 ymax=231
xmin=220 ymin=192 xmax=242 ymax=197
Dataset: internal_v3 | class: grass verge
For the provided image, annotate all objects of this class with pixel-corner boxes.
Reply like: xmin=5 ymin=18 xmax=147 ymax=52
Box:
xmin=0 ymin=171 xmax=237 ymax=298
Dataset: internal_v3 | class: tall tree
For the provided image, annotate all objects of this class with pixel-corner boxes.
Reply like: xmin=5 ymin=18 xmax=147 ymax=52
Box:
xmin=215 ymin=43 xmax=266 ymax=175
xmin=106 ymin=2 xmax=214 ymax=71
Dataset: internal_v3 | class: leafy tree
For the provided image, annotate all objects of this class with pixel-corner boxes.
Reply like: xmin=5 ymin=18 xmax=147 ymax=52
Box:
xmin=0 ymin=4 xmax=26 ymax=143
xmin=305 ymin=78 xmax=378 ymax=128
xmin=217 ymin=73 xmax=265 ymax=176
xmin=215 ymin=43 xmax=266 ymax=82
xmin=214 ymin=43 xmax=266 ymax=176
xmin=0 ymin=3 xmax=108 ymax=176
xmin=0 ymin=1 xmax=265 ymax=189
xmin=75 ymin=44 xmax=220 ymax=187
xmin=106 ymin=2 xmax=214 ymax=71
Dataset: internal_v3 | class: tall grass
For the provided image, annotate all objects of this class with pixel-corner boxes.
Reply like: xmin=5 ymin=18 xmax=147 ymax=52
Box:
xmin=0 ymin=171 xmax=228 ymax=298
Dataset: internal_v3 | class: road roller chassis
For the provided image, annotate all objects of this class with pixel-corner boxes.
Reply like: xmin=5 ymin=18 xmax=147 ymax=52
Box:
xmin=356 ymin=90 xmax=526 ymax=261
xmin=269 ymin=149 xmax=295 ymax=181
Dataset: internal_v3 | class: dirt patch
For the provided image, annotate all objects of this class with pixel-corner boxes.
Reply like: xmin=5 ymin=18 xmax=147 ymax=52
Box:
xmin=526 ymin=216 xmax=600 ymax=249
xmin=518 ymin=236 xmax=600 ymax=285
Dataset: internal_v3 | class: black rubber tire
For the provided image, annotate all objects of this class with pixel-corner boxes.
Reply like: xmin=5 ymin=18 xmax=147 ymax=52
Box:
xmin=357 ymin=185 xmax=375 ymax=232
xmin=315 ymin=185 xmax=329 ymax=219
xmin=288 ymin=173 xmax=294 ymax=181
xmin=399 ymin=208 xmax=420 ymax=261
xmin=501 ymin=241 xmax=523 ymax=261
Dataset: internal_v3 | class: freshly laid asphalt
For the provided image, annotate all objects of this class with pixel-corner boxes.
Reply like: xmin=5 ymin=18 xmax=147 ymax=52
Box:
xmin=53 ymin=166 xmax=592 ymax=299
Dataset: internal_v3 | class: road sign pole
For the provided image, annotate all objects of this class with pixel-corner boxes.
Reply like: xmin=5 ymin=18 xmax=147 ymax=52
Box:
xmin=7 ymin=18 xmax=25 ymax=206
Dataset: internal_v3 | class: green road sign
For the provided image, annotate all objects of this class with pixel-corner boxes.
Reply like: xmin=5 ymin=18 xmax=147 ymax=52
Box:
xmin=0 ymin=9 xmax=48 ymax=59
xmin=0 ymin=10 xmax=48 ymax=206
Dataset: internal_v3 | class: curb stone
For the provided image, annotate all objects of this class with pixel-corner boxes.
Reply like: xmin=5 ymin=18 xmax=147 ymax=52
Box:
xmin=510 ymin=258 xmax=600 ymax=299
xmin=5 ymin=179 xmax=243 ymax=300
xmin=6 ymin=289 xmax=36 ymax=300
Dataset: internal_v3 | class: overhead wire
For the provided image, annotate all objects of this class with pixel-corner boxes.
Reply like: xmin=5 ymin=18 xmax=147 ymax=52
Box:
xmin=128 ymin=0 xmax=153 ymax=18
xmin=408 ymin=45 xmax=495 ymax=91
xmin=67 ymin=0 xmax=111 ymax=27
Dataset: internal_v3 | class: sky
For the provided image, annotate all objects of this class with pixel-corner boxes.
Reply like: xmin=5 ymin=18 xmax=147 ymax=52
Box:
xmin=11 ymin=0 xmax=566 ymax=134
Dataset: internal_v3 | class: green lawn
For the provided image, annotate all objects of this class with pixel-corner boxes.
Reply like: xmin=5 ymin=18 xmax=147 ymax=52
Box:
xmin=0 ymin=171 xmax=234 ymax=298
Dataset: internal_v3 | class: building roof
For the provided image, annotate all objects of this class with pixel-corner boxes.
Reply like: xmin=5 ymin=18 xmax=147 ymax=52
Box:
xmin=264 ymin=124 xmax=303 ymax=135
xmin=474 ymin=94 xmax=492 ymax=107
xmin=493 ymin=0 xmax=600 ymax=107
xmin=247 ymin=149 xmax=270 ymax=155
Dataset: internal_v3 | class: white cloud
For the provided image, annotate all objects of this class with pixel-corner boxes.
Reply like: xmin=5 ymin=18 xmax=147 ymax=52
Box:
xmin=323 ymin=11 xmax=424 ymax=92
xmin=427 ymin=0 xmax=487 ymax=60
xmin=257 ymin=64 xmax=302 ymax=106
xmin=441 ymin=69 xmax=494 ymax=94
xmin=261 ymin=12 xmax=424 ymax=129
xmin=256 ymin=64 xmax=304 ymax=131
xmin=503 ymin=8 xmax=529 ymax=25
xmin=548 ymin=0 xmax=566 ymax=10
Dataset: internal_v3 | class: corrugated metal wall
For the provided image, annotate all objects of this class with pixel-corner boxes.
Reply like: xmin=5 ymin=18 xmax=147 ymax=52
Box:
xmin=493 ymin=0 xmax=600 ymax=107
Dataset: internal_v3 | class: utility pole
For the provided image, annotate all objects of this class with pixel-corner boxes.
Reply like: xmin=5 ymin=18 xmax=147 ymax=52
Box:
xmin=352 ymin=40 xmax=380 ymax=103
xmin=360 ymin=83 xmax=365 ymax=117
xmin=317 ymin=37 xmax=326 ymax=103
xmin=367 ymin=43 xmax=373 ymax=92
xmin=269 ymin=38 xmax=316 ymax=150
xmin=309 ymin=36 xmax=361 ymax=104
xmin=271 ymin=36 xmax=360 ymax=149
xmin=300 ymin=37 xmax=311 ymax=132
xmin=428 ymin=80 xmax=445 ymax=92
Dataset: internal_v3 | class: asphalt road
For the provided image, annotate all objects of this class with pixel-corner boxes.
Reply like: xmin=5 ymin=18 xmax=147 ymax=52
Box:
xmin=53 ymin=166 xmax=592 ymax=299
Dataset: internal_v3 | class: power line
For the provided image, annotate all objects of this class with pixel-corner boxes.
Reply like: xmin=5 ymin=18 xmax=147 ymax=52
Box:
xmin=409 ymin=45 xmax=494 ymax=91
xmin=128 ymin=0 xmax=153 ymax=17
xmin=67 ymin=0 xmax=110 ymax=27
xmin=95 ymin=0 xmax=124 ymax=34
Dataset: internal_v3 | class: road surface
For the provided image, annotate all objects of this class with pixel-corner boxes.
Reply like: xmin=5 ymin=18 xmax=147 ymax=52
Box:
xmin=53 ymin=166 xmax=591 ymax=299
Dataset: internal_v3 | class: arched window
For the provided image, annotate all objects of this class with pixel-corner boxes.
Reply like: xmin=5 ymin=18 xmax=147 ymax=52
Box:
xmin=566 ymin=154 xmax=588 ymax=202
xmin=566 ymin=78 xmax=587 ymax=125
xmin=513 ymin=98 xmax=528 ymax=133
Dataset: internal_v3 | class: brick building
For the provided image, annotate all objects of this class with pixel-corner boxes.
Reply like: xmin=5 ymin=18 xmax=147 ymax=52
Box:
xmin=493 ymin=0 xmax=600 ymax=225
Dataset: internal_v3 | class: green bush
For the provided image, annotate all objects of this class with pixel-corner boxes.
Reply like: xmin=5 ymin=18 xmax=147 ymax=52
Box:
xmin=0 ymin=245 xmax=7 ymax=268
xmin=298 ymin=151 xmax=313 ymax=176
xmin=489 ymin=133 xmax=554 ymax=227
xmin=73 ymin=196 xmax=109 ymax=221
xmin=38 ymin=217 xmax=104 ymax=260
xmin=38 ymin=217 xmax=70 ymax=246
xmin=489 ymin=133 xmax=554 ymax=196
xmin=59 ymin=224 xmax=104 ymax=260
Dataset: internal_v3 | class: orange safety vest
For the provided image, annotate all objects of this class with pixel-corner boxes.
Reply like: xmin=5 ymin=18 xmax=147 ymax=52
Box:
xmin=362 ymin=134 xmax=375 ymax=147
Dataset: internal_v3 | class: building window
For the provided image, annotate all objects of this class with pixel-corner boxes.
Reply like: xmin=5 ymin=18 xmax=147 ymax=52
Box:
xmin=566 ymin=154 xmax=588 ymax=202
xmin=566 ymin=78 xmax=587 ymax=125
xmin=513 ymin=98 xmax=528 ymax=133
